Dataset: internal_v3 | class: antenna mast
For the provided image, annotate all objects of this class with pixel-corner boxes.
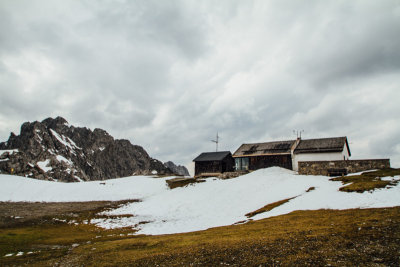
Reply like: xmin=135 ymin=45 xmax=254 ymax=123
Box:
xmin=211 ymin=132 xmax=219 ymax=152
xmin=293 ymin=130 xmax=304 ymax=139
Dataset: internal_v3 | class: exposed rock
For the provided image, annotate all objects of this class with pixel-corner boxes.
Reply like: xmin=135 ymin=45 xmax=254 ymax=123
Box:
xmin=164 ymin=161 xmax=190 ymax=176
xmin=0 ymin=117 xmax=178 ymax=182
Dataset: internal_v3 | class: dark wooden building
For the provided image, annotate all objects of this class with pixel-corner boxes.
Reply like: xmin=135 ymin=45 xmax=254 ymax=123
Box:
xmin=193 ymin=151 xmax=234 ymax=177
xmin=233 ymin=140 xmax=296 ymax=171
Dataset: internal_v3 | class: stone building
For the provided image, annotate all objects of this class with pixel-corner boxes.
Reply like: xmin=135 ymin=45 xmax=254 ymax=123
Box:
xmin=233 ymin=137 xmax=351 ymax=172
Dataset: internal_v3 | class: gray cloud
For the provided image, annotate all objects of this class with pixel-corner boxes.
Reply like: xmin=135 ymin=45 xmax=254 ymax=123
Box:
xmin=1 ymin=0 xmax=400 ymax=173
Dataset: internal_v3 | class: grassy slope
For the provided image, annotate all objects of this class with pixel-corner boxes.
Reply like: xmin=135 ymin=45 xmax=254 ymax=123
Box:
xmin=245 ymin=197 xmax=295 ymax=218
xmin=1 ymin=207 xmax=399 ymax=266
xmin=1 ymin=169 xmax=400 ymax=266
xmin=331 ymin=168 xmax=400 ymax=192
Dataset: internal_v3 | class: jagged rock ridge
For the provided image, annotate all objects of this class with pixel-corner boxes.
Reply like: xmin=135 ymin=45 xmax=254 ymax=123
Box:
xmin=164 ymin=161 xmax=190 ymax=176
xmin=0 ymin=117 xmax=187 ymax=182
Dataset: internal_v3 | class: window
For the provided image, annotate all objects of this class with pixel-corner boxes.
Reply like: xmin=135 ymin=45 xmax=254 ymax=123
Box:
xmin=235 ymin=157 xmax=249 ymax=171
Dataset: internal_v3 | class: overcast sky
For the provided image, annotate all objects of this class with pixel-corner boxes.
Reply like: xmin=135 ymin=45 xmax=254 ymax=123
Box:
xmin=1 ymin=0 xmax=400 ymax=172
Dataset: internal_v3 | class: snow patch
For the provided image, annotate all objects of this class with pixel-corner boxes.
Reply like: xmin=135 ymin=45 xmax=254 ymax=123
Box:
xmin=49 ymin=129 xmax=81 ymax=152
xmin=56 ymin=155 xmax=73 ymax=165
xmin=75 ymin=176 xmax=84 ymax=182
xmin=381 ymin=176 xmax=400 ymax=181
xmin=37 ymin=159 xmax=52 ymax=172
xmin=66 ymin=136 xmax=81 ymax=149
xmin=0 ymin=174 xmax=169 ymax=202
xmin=36 ymin=134 xmax=43 ymax=142
xmin=0 ymin=149 xmax=18 ymax=155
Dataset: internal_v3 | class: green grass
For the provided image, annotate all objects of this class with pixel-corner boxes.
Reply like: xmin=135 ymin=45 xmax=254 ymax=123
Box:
xmin=330 ymin=168 xmax=400 ymax=193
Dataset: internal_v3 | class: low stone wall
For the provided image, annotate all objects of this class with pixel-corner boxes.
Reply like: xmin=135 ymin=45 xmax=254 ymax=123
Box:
xmin=298 ymin=159 xmax=391 ymax=176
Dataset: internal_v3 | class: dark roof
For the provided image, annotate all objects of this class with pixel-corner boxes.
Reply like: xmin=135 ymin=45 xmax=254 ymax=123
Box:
xmin=233 ymin=140 xmax=295 ymax=157
xmin=294 ymin=137 xmax=350 ymax=156
xmin=193 ymin=151 xmax=232 ymax=162
xmin=232 ymin=136 xmax=351 ymax=157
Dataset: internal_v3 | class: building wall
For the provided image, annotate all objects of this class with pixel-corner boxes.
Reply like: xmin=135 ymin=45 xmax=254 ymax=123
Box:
xmin=251 ymin=155 xmax=292 ymax=170
xmin=235 ymin=154 xmax=292 ymax=171
xmin=298 ymin=159 xmax=390 ymax=176
xmin=195 ymin=161 xmax=222 ymax=176
xmin=292 ymin=143 xmax=350 ymax=171
xmin=194 ymin=157 xmax=234 ymax=176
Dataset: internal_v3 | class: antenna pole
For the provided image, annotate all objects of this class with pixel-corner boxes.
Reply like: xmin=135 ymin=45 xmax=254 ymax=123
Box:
xmin=293 ymin=130 xmax=304 ymax=139
xmin=211 ymin=132 xmax=219 ymax=152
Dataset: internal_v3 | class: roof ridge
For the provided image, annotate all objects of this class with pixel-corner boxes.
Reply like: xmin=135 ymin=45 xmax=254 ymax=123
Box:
xmin=241 ymin=139 xmax=296 ymax=145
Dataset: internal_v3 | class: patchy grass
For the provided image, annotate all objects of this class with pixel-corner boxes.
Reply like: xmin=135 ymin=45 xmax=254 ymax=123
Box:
xmin=0 ymin=200 xmax=141 ymax=265
xmin=0 ymin=200 xmax=139 ymax=228
xmin=1 ymin=207 xmax=399 ymax=266
xmin=331 ymin=168 xmax=400 ymax=193
xmin=166 ymin=177 xmax=205 ymax=189
xmin=245 ymin=197 xmax=296 ymax=218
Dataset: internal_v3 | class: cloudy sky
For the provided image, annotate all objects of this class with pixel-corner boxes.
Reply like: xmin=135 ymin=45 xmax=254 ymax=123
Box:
xmin=1 ymin=0 xmax=400 ymax=172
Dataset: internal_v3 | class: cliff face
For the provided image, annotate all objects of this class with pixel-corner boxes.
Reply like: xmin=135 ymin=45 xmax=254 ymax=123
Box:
xmin=0 ymin=117 xmax=180 ymax=182
xmin=164 ymin=161 xmax=190 ymax=176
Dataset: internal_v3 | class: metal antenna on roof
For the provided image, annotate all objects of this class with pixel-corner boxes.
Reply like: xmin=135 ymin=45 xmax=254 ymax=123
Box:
xmin=293 ymin=130 xmax=304 ymax=139
xmin=211 ymin=132 xmax=219 ymax=152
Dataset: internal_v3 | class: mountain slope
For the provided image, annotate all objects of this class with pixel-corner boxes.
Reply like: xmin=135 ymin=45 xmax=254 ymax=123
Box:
xmin=0 ymin=117 xmax=186 ymax=182
xmin=164 ymin=161 xmax=190 ymax=176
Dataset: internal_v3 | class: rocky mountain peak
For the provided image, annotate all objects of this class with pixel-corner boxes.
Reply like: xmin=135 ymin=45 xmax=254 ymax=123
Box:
xmin=0 ymin=117 xmax=188 ymax=182
xmin=164 ymin=161 xmax=190 ymax=176
xmin=42 ymin=116 xmax=68 ymax=129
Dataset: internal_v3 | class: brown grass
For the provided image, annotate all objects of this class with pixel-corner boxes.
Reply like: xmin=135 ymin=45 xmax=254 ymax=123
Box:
xmin=1 ymin=171 xmax=400 ymax=266
xmin=245 ymin=197 xmax=296 ymax=218
xmin=330 ymin=168 xmax=400 ymax=193
xmin=2 ymin=207 xmax=399 ymax=266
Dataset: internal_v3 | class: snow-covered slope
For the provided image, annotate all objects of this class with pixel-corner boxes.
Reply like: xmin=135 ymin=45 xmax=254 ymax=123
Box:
xmin=0 ymin=174 xmax=167 ymax=202
xmin=1 ymin=167 xmax=399 ymax=235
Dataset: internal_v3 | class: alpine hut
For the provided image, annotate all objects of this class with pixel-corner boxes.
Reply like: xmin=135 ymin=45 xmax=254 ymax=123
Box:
xmin=193 ymin=151 xmax=234 ymax=177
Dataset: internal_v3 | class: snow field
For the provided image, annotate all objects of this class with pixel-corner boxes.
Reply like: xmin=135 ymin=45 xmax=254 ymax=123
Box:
xmin=0 ymin=174 xmax=168 ymax=202
xmin=1 ymin=167 xmax=400 ymax=235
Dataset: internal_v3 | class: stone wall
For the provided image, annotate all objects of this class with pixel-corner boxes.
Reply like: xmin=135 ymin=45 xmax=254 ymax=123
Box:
xmin=298 ymin=159 xmax=391 ymax=176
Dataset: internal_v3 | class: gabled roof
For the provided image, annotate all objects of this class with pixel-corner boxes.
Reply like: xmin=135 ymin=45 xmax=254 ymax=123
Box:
xmin=232 ymin=136 xmax=351 ymax=157
xmin=294 ymin=136 xmax=351 ymax=156
xmin=193 ymin=151 xmax=232 ymax=162
xmin=233 ymin=140 xmax=295 ymax=157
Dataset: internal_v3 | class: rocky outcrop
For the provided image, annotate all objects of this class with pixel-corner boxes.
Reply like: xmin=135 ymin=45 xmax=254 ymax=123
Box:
xmin=164 ymin=161 xmax=189 ymax=176
xmin=0 ymin=117 xmax=180 ymax=182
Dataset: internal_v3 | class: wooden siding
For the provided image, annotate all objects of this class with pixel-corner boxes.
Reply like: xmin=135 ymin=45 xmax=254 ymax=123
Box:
xmin=194 ymin=156 xmax=234 ymax=176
